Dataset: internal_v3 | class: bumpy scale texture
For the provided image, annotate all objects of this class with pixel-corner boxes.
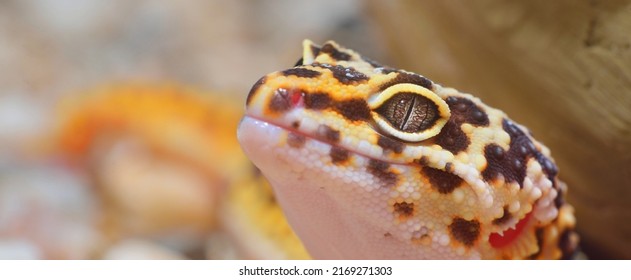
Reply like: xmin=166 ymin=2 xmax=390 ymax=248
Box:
xmin=238 ymin=40 xmax=579 ymax=259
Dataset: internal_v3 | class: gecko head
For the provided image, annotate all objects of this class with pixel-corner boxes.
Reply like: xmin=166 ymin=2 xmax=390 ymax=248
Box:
xmin=238 ymin=40 xmax=575 ymax=259
xmin=243 ymin=39 xmax=452 ymax=162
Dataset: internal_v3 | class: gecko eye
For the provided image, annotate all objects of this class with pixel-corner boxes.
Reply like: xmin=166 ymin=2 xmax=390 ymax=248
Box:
xmin=369 ymin=83 xmax=450 ymax=142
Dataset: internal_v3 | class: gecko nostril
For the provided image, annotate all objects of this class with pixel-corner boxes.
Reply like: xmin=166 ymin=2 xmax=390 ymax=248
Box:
xmin=269 ymin=88 xmax=304 ymax=112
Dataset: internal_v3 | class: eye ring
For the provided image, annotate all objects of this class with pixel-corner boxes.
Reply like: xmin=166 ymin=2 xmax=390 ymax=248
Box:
xmin=368 ymin=83 xmax=450 ymax=142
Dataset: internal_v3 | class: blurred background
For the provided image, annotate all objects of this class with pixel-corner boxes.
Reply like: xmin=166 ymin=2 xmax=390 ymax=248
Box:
xmin=0 ymin=0 xmax=629 ymax=259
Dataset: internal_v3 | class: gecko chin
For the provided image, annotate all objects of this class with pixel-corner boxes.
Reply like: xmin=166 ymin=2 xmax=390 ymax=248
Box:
xmin=238 ymin=116 xmax=480 ymax=259
xmin=238 ymin=116 xmax=549 ymax=259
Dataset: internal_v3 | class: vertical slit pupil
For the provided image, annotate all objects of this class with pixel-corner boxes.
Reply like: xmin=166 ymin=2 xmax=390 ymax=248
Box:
xmin=375 ymin=92 xmax=440 ymax=133
xmin=401 ymin=95 xmax=416 ymax=131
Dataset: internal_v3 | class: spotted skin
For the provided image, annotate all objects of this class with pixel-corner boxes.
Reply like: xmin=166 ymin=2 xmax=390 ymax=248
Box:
xmin=238 ymin=40 xmax=578 ymax=259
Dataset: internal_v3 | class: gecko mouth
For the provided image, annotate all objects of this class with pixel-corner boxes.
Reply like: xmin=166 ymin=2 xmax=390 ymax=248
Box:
xmin=241 ymin=114 xmax=405 ymax=166
xmin=489 ymin=211 xmax=533 ymax=248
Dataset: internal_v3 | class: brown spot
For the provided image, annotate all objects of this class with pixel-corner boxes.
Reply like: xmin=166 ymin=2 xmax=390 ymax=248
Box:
xmin=317 ymin=125 xmax=340 ymax=143
xmin=536 ymin=153 xmax=558 ymax=179
xmin=335 ymin=99 xmax=371 ymax=121
xmin=287 ymin=133 xmax=306 ymax=148
xmin=554 ymin=186 xmax=564 ymax=209
xmin=269 ymin=88 xmax=294 ymax=112
xmin=482 ymin=143 xmax=523 ymax=185
xmin=449 ymin=217 xmax=481 ymax=247
xmin=488 ymin=145 xmax=505 ymax=158
xmin=367 ymin=159 xmax=398 ymax=188
xmin=303 ymin=92 xmax=371 ymax=123
xmin=433 ymin=118 xmax=470 ymax=154
xmin=517 ymin=144 xmax=530 ymax=156
xmin=304 ymin=92 xmax=332 ymax=110
xmin=313 ymin=63 xmax=368 ymax=84
xmin=415 ymin=156 xmax=429 ymax=166
xmin=482 ymin=119 xmax=551 ymax=187
xmin=393 ymin=201 xmax=414 ymax=219
xmin=377 ymin=136 xmax=404 ymax=153
xmin=331 ymin=66 xmax=368 ymax=84
xmin=379 ymin=72 xmax=433 ymax=91
xmin=559 ymin=229 xmax=579 ymax=259
xmin=512 ymin=158 xmax=523 ymax=170
xmin=246 ymin=76 xmax=266 ymax=106
xmin=282 ymin=68 xmax=321 ymax=78
xmin=444 ymin=162 xmax=454 ymax=173
xmin=421 ymin=167 xmax=462 ymax=194
xmin=291 ymin=121 xmax=300 ymax=129
xmin=492 ymin=207 xmax=512 ymax=225
xmin=320 ymin=43 xmax=352 ymax=61
xmin=434 ymin=96 xmax=490 ymax=154
xmin=384 ymin=232 xmax=392 ymax=238
xmin=446 ymin=97 xmax=489 ymax=126
xmin=330 ymin=147 xmax=349 ymax=164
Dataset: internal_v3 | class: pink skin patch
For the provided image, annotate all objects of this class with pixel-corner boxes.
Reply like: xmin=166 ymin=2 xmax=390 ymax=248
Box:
xmin=489 ymin=212 xmax=532 ymax=248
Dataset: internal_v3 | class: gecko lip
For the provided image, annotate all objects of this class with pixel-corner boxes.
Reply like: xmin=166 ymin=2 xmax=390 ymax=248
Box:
xmin=241 ymin=114 xmax=404 ymax=166
xmin=240 ymin=114 xmax=495 ymax=209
